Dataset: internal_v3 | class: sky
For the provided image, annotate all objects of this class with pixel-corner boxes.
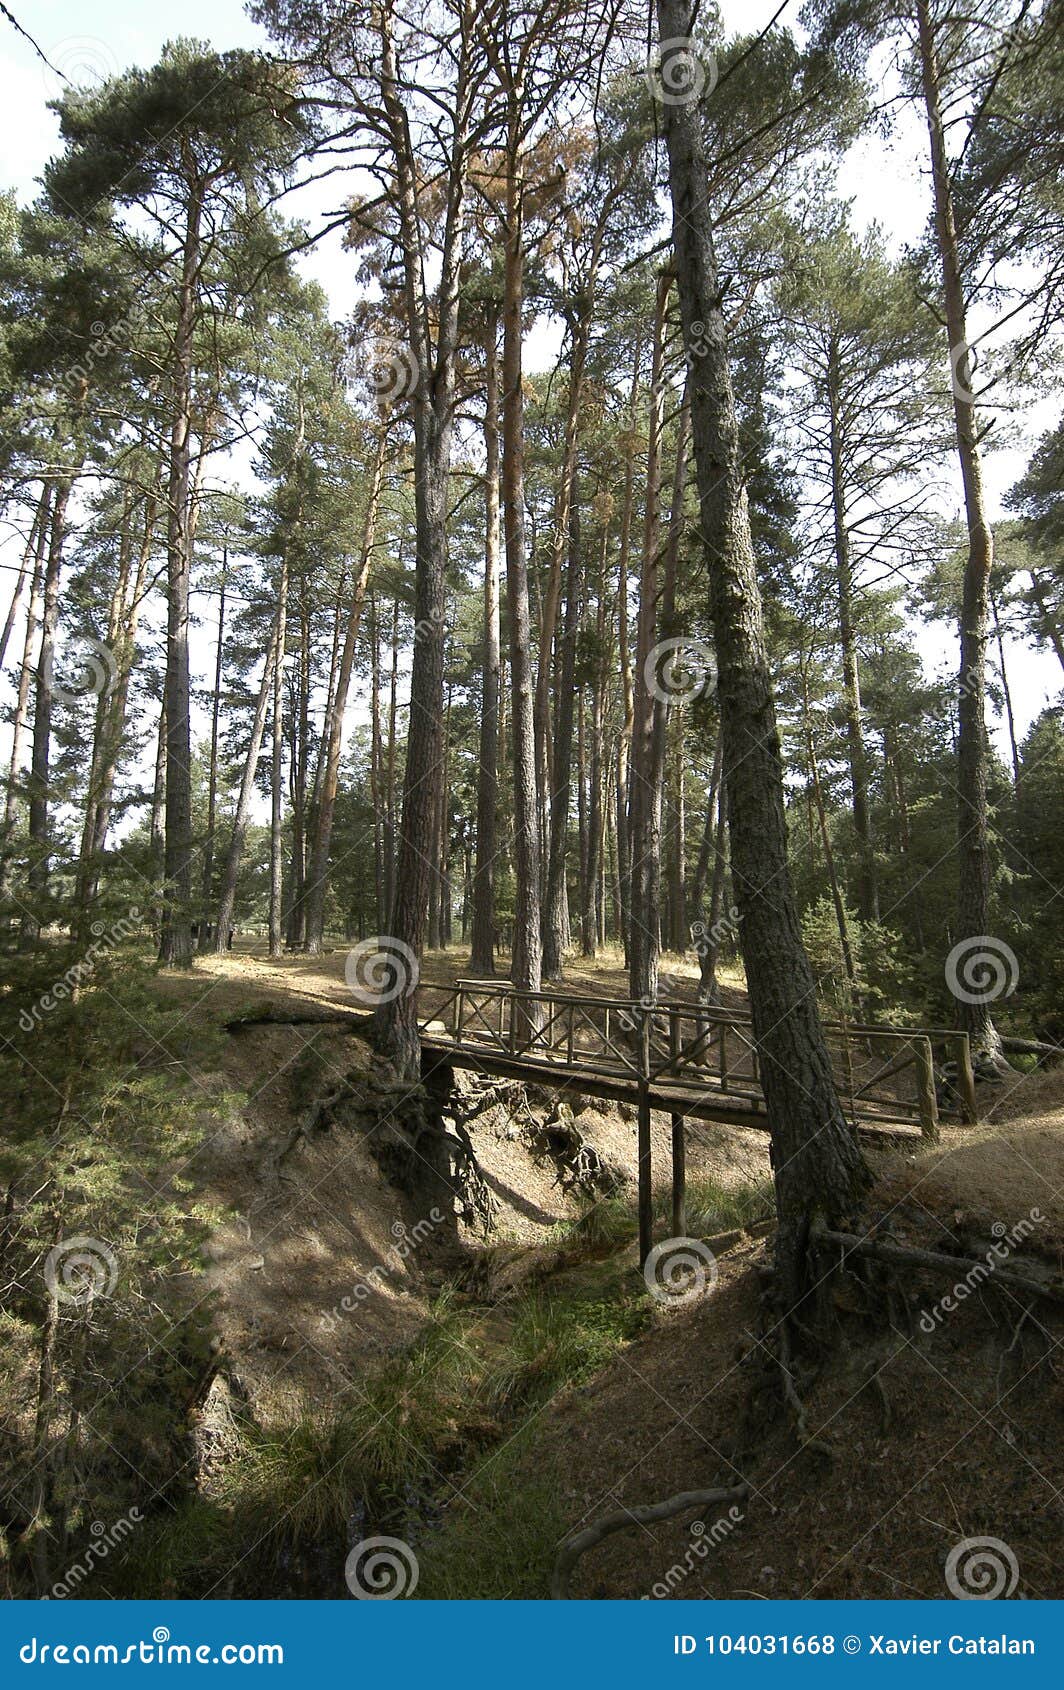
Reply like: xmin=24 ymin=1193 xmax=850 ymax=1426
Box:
xmin=0 ymin=0 xmax=1061 ymax=762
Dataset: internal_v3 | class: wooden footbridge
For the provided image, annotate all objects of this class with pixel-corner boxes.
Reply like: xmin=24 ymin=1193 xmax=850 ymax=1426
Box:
xmin=418 ymin=980 xmax=978 ymax=1262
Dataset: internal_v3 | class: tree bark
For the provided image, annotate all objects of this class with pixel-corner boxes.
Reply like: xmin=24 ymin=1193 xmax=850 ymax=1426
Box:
xmin=371 ymin=0 xmax=470 ymax=1075
xmin=268 ymin=557 xmax=289 ymax=959
xmin=197 ymin=547 xmax=227 ymax=949
xmin=827 ymin=350 xmax=877 ymax=921
xmin=213 ymin=618 xmax=280 ymax=951
xmin=0 ymin=485 xmax=50 ymax=904
xmin=470 ymin=309 xmax=502 ymax=977
xmin=158 ymin=177 xmax=202 ymax=969
xmin=499 ymin=109 xmax=543 ymax=1026
xmin=303 ymin=425 xmax=387 ymax=953
xmin=627 ymin=275 xmax=670 ymax=1003
xmin=915 ymin=0 xmax=1001 ymax=1061
xmin=21 ymin=479 xmax=71 ymax=947
xmin=656 ymin=0 xmax=871 ymax=1302
xmin=542 ymin=469 xmax=584 ymax=978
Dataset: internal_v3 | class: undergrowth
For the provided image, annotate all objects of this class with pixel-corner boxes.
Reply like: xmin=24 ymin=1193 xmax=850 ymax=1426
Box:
xmin=107 ymin=1272 xmax=647 ymax=1598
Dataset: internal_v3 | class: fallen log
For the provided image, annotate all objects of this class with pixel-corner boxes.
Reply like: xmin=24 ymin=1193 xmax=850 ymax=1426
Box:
xmin=551 ymin=1482 xmax=750 ymax=1599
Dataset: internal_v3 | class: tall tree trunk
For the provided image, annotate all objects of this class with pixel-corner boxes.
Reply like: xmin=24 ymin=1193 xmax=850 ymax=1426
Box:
xmin=285 ymin=600 xmax=311 ymax=948
xmin=371 ymin=0 xmax=469 ymax=1077
xmin=500 ymin=120 xmax=543 ymax=1024
xmin=668 ymin=703 xmax=686 ymax=953
xmin=159 ymin=184 xmax=202 ymax=969
xmin=197 ymin=549 xmax=227 ymax=950
xmin=214 ymin=619 xmax=280 ymax=951
xmin=656 ymin=0 xmax=871 ymax=1302
xmin=470 ymin=310 xmax=502 ymax=977
xmin=627 ymin=276 xmax=670 ymax=1003
xmin=0 ymin=487 xmax=50 ymax=904
xmin=0 ymin=488 xmax=47 ymax=673
xmin=21 ymin=481 xmax=71 ymax=947
xmin=74 ymin=483 xmax=154 ymax=936
xmin=615 ymin=342 xmax=641 ymax=960
xmin=990 ymin=587 xmax=1021 ymax=799
xmin=582 ymin=541 xmax=607 ymax=958
xmin=915 ymin=0 xmax=1001 ymax=1061
xmin=542 ymin=470 xmax=584 ymax=978
xmin=369 ymin=593 xmax=386 ymax=933
xmin=304 ymin=427 xmax=386 ymax=953
xmin=383 ymin=597 xmax=399 ymax=928
xmin=827 ymin=351 xmax=877 ymax=921
xmin=534 ymin=306 xmax=591 ymax=829
xmin=269 ymin=558 xmax=289 ymax=959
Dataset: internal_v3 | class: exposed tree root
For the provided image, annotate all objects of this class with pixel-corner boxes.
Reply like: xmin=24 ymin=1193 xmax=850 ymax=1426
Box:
xmin=551 ymin=1482 xmax=750 ymax=1599
xmin=811 ymin=1225 xmax=1064 ymax=1305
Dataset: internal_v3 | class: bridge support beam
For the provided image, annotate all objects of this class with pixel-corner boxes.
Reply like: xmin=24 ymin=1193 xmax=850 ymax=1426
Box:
xmin=671 ymin=1112 xmax=686 ymax=1238
xmin=637 ymin=1084 xmax=653 ymax=1270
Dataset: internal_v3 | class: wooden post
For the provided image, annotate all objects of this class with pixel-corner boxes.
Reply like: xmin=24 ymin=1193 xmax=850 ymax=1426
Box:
xmin=638 ymin=1084 xmax=653 ymax=1269
xmin=638 ymin=1008 xmax=653 ymax=1268
xmin=671 ymin=1112 xmax=686 ymax=1238
xmin=953 ymin=1032 xmax=978 ymax=1123
xmin=915 ymin=1036 xmax=940 ymax=1141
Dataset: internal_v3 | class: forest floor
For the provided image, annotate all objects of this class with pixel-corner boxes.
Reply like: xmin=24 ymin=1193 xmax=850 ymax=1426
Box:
xmin=139 ymin=943 xmax=1064 ymax=1600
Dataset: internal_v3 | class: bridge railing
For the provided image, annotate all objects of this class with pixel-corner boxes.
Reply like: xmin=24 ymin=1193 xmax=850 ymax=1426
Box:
xmin=416 ymin=981 xmax=974 ymax=1138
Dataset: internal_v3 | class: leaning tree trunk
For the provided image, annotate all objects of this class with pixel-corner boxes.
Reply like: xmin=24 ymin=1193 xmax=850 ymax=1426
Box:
xmin=656 ymin=0 xmax=871 ymax=1304
xmin=915 ymin=0 xmax=1002 ymax=1062
xmin=470 ymin=310 xmax=503 ymax=977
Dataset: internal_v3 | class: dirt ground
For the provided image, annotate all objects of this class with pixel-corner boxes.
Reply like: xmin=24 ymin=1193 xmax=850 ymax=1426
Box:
xmin=157 ymin=944 xmax=1064 ymax=1599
